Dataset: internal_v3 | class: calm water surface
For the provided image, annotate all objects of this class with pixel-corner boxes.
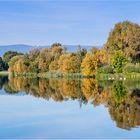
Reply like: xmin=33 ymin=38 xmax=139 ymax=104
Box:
xmin=0 ymin=76 xmax=140 ymax=139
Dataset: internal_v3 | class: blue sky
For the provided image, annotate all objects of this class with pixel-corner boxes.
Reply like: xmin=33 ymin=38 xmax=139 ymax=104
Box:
xmin=0 ymin=1 xmax=140 ymax=46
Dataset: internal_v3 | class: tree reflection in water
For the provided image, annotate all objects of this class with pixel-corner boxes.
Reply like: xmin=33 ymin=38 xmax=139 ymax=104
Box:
xmin=1 ymin=76 xmax=140 ymax=130
xmin=0 ymin=76 xmax=8 ymax=89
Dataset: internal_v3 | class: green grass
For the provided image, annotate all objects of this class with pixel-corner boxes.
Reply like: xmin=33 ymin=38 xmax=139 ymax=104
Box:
xmin=96 ymin=73 xmax=140 ymax=81
xmin=14 ymin=72 xmax=38 ymax=78
xmin=38 ymin=72 xmax=83 ymax=79
xmin=0 ymin=71 xmax=8 ymax=76
xmin=9 ymin=71 xmax=140 ymax=80
xmin=11 ymin=71 xmax=83 ymax=79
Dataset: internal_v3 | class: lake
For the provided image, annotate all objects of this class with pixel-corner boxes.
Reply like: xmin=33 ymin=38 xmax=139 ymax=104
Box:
xmin=0 ymin=76 xmax=140 ymax=139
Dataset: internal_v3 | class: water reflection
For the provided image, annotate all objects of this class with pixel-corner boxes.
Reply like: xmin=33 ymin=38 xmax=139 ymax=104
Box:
xmin=0 ymin=76 xmax=8 ymax=89
xmin=1 ymin=76 xmax=140 ymax=130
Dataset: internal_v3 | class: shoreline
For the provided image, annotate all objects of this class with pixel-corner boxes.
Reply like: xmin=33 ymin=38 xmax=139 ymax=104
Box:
xmin=2 ymin=71 xmax=140 ymax=80
xmin=0 ymin=71 xmax=9 ymax=76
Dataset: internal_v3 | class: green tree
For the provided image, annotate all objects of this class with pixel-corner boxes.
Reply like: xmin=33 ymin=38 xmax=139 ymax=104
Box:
xmin=0 ymin=57 xmax=9 ymax=71
xmin=112 ymin=51 xmax=128 ymax=73
xmin=3 ymin=51 xmax=23 ymax=63
xmin=0 ymin=57 xmax=4 ymax=71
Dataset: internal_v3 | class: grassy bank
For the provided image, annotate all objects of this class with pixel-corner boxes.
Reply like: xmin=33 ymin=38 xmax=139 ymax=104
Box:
xmin=6 ymin=71 xmax=140 ymax=80
xmin=13 ymin=72 xmax=38 ymax=78
xmin=0 ymin=71 xmax=8 ymax=76
xmin=12 ymin=72 xmax=83 ymax=79
xmin=96 ymin=73 xmax=140 ymax=81
xmin=38 ymin=72 xmax=83 ymax=79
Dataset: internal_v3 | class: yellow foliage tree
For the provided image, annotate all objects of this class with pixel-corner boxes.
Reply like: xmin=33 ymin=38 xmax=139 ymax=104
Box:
xmin=37 ymin=48 xmax=53 ymax=72
xmin=81 ymin=53 xmax=100 ymax=76
xmin=49 ymin=60 xmax=59 ymax=71
xmin=13 ymin=58 xmax=29 ymax=74
xmin=59 ymin=53 xmax=79 ymax=73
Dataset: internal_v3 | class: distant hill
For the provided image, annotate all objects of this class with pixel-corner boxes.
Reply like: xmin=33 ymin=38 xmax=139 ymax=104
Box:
xmin=0 ymin=44 xmax=35 ymax=56
xmin=0 ymin=44 xmax=101 ymax=56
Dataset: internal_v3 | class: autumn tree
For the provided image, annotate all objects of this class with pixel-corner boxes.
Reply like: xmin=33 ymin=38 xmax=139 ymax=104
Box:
xmin=90 ymin=47 xmax=110 ymax=65
xmin=36 ymin=44 xmax=64 ymax=72
xmin=49 ymin=60 xmax=59 ymax=71
xmin=36 ymin=48 xmax=53 ymax=72
xmin=105 ymin=21 xmax=140 ymax=62
xmin=28 ymin=48 xmax=41 ymax=61
xmin=81 ymin=52 xmax=101 ymax=76
xmin=59 ymin=53 xmax=80 ymax=73
xmin=8 ymin=55 xmax=23 ymax=73
xmin=51 ymin=44 xmax=64 ymax=59
xmin=12 ymin=56 xmax=29 ymax=74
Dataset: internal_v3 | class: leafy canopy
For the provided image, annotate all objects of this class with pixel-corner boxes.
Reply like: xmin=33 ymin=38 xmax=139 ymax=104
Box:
xmin=112 ymin=51 xmax=128 ymax=73
xmin=105 ymin=21 xmax=140 ymax=62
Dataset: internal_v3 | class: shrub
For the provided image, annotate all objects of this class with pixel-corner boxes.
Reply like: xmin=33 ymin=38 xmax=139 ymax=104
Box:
xmin=96 ymin=65 xmax=114 ymax=74
xmin=112 ymin=51 xmax=128 ymax=73
xmin=123 ymin=63 xmax=140 ymax=73
xmin=135 ymin=63 xmax=140 ymax=73
xmin=123 ymin=63 xmax=135 ymax=73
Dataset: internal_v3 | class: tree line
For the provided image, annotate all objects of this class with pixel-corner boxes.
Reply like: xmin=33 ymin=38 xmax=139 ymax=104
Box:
xmin=1 ymin=20 xmax=140 ymax=76
xmin=7 ymin=43 xmax=87 ymax=75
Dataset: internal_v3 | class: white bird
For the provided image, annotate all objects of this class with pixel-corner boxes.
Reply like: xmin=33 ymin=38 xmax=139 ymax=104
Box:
xmin=120 ymin=77 xmax=122 ymax=80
